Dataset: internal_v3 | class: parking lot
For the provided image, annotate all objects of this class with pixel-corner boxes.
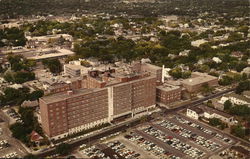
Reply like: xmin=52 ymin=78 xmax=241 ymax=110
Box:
xmin=3 ymin=108 xmax=23 ymax=125
xmin=0 ymin=110 xmax=27 ymax=158
xmin=75 ymin=114 xmax=236 ymax=159
xmin=133 ymin=114 xmax=235 ymax=159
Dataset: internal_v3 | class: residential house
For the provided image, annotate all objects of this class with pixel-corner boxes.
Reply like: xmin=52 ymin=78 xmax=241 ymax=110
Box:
xmin=187 ymin=105 xmax=235 ymax=125
xmin=187 ymin=107 xmax=204 ymax=120
xmin=30 ymin=131 xmax=44 ymax=144
xmin=219 ymin=93 xmax=250 ymax=106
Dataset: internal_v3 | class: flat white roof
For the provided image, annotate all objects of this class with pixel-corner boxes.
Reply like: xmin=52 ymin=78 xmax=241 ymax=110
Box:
xmin=27 ymin=49 xmax=74 ymax=60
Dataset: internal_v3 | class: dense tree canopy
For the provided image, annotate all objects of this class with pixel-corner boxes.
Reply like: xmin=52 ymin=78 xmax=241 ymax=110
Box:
xmin=0 ymin=87 xmax=44 ymax=106
xmin=0 ymin=27 xmax=26 ymax=46
xmin=42 ymin=59 xmax=62 ymax=74
xmin=224 ymin=100 xmax=232 ymax=111
xmin=231 ymin=125 xmax=246 ymax=138
xmin=235 ymin=80 xmax=250 ymax=94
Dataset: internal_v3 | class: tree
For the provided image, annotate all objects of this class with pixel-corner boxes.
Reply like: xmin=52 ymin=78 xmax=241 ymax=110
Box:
xmin=235 ymin=80 xmax=250 ymax=94
xmin=2 ymin=87 xmax=25 ymax=105
xmin=218 ymin=75 xmax=233 ymax=86
xmin=206 ymin=100 xmax=213 ymax=107
xmin=10 ymin=123 xmax=30 ymax=143
xmin=231 ymin=125 xmax=245 ymax=138
xmin=201 ymin=83 xmax=214 ymax=95
xmin=3 ymin=72 xmax=14 ymax=83
xmin=7 ymin=55 xmax=36 ymax=72
xmin=229 ymin=105 xmax=250 ymax=117
xmin=43 ymin=59 xmax=62 ymax=74
xmin=13 ymin=71 xmax=35 ymax=84
xmin=28 ymin=90 xmax=44 ymax=101
xmin=56 ymin=143 xmax=71 ymax=156
xmin=208 ymin=118 xmax=221 ymax=126
xmin=169 ymin=67 xmax=182 ymax=79
xmin=235 ymin=62 xmax=248 ymax=72
xmin=224 ymin=100 xmax=232 ymax=111
xmin=208 ymin=118 xmax=227 ymax=130
xmin=182 ymin=71 xmax=191 ymax=79
xmin=18 ymin=107 xmax=35 ymax=131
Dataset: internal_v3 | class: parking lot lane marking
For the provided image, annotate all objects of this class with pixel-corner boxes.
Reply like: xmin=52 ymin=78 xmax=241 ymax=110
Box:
xmin=176 ymin=114 xmax=235 ymax=145
xmin=134 ymin=130 xmax=186 ymax=159
xmin=150 ymin=123 xmax=210 ymax=154
xmin=167 ymin=117 xmax=214 ymax=140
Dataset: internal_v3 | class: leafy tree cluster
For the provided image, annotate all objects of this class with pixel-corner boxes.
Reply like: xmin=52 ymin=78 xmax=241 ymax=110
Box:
xmin=224 ymin=100 xmax=250 ymax=123
xmin=2 ymin=55 xmax=36 ymax=84
xmin=169 ymin=67 xmax=191 ymax=79
xmin=201 ymin=83 xmax=214 ymax=95
xmin=0 ymin=87 xmax=44 ymax=106
xmin=7 ymin=55 xmax=36 ymax=72
xmin=0 ymin=27 xmax=26 ymax=47
xmin=10 ymin=106 xmax=44 ymax=146
xmin=231 ymin=125 xmax=246 ymax=138
xmin=0 ymin=0 xmax=249 ymax=18
xmin=4 ymin=71 xmax=35 ymax=84
xmin=235 ymin=80 xmax=250 ymax=94
xmin=202 ymin=55 xmax=248 ymax=73
xmin=23 ymin=18 xmax=114 ymax=38
xmin=42 ymin=59 xmax=62 ymax=74
xmin=218 ymin=73 xmax=247 ymax=86
xmin=74 ymin=36 xmax=136 ymax=62
xmin=228 ymin=105 xmax=250 ymax=118
xmin=208 ymin=118 xmax=228 ymax=130
xmin=224 ymin=100 xmax=233 ymax=111
xmin=159 ymin=30 xmax=192 ymax=53
xmin=73 ymin=30 xmax=194 ymax=66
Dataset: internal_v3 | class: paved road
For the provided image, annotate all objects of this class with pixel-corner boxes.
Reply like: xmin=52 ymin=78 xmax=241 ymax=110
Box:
xmin=37 ymin=119 xmax=141 ymax=157
xmin=36 ymin=87 xmax=239 ymax=157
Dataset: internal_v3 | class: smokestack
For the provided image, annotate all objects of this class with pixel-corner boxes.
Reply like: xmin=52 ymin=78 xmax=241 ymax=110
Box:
xmin=162 ymin=65 xmax=165 ymax=83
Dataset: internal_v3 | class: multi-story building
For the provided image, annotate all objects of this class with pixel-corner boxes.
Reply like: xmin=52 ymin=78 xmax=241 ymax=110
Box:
xmin=39 ymin=65 xmax=156 ymax=140
xmin=40 ymin=88 xmax=109 ymax=139
xmin=156 ymin=84 xmax=182 ymax=107
xmin=47 ymin=79 xmax=83 ymax=94
xmin=64 ymin=64 xmax=83 ymax=77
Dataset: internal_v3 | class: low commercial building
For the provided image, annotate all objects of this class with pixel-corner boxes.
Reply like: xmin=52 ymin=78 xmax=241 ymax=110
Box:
xmin=156 ymin=84 xmax=182 ymax=107
xmin=187 ymin=105 xmax=234 ymax=124
xmin=181 ymin=72 xmax=218 ymax=93
xmin=203 ymin=106 xmax=234 ymax=124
